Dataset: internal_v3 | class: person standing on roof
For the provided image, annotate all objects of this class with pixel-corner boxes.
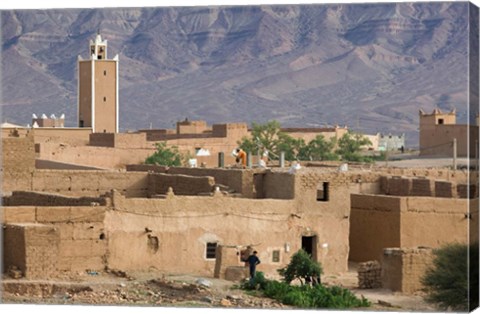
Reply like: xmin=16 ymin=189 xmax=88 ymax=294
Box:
xmin=236 ymin=148 xmax=247 ymax=168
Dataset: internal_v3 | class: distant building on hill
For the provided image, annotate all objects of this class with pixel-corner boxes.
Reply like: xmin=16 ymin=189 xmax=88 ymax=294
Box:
xmin=419 ymin=108 xmax=478 ymax=158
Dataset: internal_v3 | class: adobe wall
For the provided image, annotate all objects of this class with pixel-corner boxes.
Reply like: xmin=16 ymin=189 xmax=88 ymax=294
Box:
xmin=3 ymin=191 xmax=107 ymax=207
xmin=350 ymin=194 xmax=472 ymax=262
xmin=3 ymin=223 xmax=60 ymax=279
xmin=262 ymin=172 xmax=295 ymax=199
xmin=2 ymin=134 xmax=36 ymax=192
xmin=106 ymin=191 xmax=350 ymax=277
xmin=380 ymin=175 xmax=477 ymax=198
xmin=349 ymin=195 xmax=403 ymax=262
xmin=32 ymin=128 xmax=92 ymax=145
xmin=89 ymin=132 xmax=148 ymax=148
xmin=36 ymin=143 xmax=155 ymax=169
xmin=2 ymin=206 xmax=107 ymax=274
xmin=167 ymin=168 xmax=254 ymax=197
xmin=148 ymin=173 xmax=215 ymax=196
xmin=381 ymin=247 xmax=433 ymax=294
xmin=28 ymin=170 xmax=149 ymax=197
xmin=419 ymin=124 xmax=478 ymax=157
xmin=400 ymin=197 xmax=471 ymax=248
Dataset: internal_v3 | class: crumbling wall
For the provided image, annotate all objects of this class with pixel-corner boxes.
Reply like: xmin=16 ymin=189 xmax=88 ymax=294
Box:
xmin=3 ymin=205 xmax=108 ymax=274
xmin=148 ymin=173 xmax=215 ymax=196
xmin=3 ymin=223 xmax=60 ymax=279
xmin=381 ymin=247 xmax=433 ymax=294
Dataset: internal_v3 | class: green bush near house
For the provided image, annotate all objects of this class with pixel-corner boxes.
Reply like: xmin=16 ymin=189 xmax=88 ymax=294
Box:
xmin=240 ymin=250 xmax=371 ymax=309
xmin=421 ymin=242 xmax=479 ymax=311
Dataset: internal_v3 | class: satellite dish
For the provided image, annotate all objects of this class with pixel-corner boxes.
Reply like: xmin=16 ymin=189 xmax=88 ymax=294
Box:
xmin=32 ymin=114 xmax=38 ymax=119
xmin=50 ymin=114 xmax=56 ymax=119
xmin=41 ymin=114 xmax=47 ymax=119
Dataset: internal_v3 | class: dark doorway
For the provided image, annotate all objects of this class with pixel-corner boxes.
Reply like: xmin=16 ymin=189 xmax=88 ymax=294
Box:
xmin=302 ymin=235 xmax=317 ymax=260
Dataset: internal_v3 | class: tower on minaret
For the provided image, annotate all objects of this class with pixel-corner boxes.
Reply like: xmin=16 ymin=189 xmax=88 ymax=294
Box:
xmin=78 ymin=32 xmax=119 ymax=133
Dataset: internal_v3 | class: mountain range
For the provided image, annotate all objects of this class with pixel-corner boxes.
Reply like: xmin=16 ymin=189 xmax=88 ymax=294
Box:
xmin=1 ymin=2 xmax=477 ymax=147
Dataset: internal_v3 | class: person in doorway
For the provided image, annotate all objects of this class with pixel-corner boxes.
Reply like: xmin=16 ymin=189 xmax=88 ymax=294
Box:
xmin=247 ymin=251 xmax=261 ymax=279
xmin=236 ymin=148 xmax=247 ymax=168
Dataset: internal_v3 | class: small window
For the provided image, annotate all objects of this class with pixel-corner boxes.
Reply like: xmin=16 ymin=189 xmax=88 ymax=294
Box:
xmin=104 ymin=70 xmax=107 ymax=76
xmin=98 ymin=55 xmax=102 ymax=60
xmin=316 ymin=182 xmax=329 ymax=202
xmin=272 ymin=250 xmax=280 ymax=263
xmin=438 ymin=118 xmax=444 ymax=124
xmin=103 ymin=97 xmax=107 ymax=102
xmin=206 ymin=242 xmax=217 ymax=259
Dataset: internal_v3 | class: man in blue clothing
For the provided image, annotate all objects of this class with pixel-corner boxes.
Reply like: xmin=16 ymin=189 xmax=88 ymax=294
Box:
xmin=247 ymin=251 xmax=261 ymax=279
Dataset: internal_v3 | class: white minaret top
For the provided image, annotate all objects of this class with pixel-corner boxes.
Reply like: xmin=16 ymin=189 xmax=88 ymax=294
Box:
xmin=89 ymin=32 xmax=108 ymax=60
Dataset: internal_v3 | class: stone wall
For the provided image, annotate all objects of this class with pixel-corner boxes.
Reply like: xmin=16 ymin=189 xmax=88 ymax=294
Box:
xmin=357 ymin=261 xmax=382 ymax=289
xmin=3 ymin=223 xmax=60 ymax=279
xmin=2 ymin=205 xmax=108 ymax=274
xmin=381 ymin=247 xmax=434 ymax=294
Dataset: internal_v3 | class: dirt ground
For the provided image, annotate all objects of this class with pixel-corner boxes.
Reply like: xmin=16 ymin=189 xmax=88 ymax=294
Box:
xmin=1 ymin=263 xmax=437 ymax=312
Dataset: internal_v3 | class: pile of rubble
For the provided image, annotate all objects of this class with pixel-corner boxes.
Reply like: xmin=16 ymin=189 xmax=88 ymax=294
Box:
xmin=2 ymin=271 xmax=286 ymax=309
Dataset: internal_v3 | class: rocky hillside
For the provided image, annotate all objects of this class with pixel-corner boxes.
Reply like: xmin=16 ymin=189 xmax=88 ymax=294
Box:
xmin=1 ymin=3 xmax=476 ymax=146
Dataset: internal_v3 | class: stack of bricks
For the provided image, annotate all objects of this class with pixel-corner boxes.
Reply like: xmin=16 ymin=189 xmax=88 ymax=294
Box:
xmin=386 ymin=176 xmax=412 ymax=196
xmin=435 ymin=180 xmax=457 ymax=198
xmin=357 ymin=260 xmax=382 ymax=289
xmin=457 ymin=184 xmax=478 ymax=199
xmin=410 ymin=177 xmax=434 ymax=196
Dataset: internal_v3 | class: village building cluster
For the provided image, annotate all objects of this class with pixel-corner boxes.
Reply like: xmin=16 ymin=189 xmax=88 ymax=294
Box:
xmin=1 ymin=34 xmax=478 ymax=298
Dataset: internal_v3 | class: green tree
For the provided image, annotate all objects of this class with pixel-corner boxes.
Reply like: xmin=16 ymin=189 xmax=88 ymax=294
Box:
xmin=335 ymin=132 xmax=372 ymax=162
xmin=298 ymin=135 xmax=338 ymax=161
xmin=422 ymin=242 xmax=479 ymax=311
xmin=145 ymin=142 xmax=183 ymax=166
xmin=238 ymin=120 xmax=303 ymax=161
xmin=278 ymin=249 xmax=323 ymax=285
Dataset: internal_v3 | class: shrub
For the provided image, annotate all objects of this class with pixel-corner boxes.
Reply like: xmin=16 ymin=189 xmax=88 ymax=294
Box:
xmin=145 ymin=142 xmax=183 ymax=166
xmin=240 ymin=271 xmax=268 ymax=290
xmin=261 ymin=281 xmax=370 ymax=309
xmin=422 ymin=242 xmax=479 ymax=311
xmin=278 ymin=249 xmax=323 ymax=285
